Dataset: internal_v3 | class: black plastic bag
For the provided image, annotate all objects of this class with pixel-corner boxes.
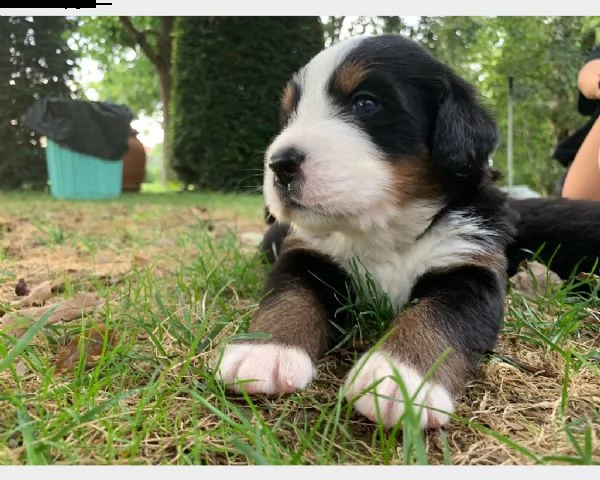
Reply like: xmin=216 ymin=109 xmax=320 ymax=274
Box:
xmin=23 ymin=98 xmax=134 ymax=161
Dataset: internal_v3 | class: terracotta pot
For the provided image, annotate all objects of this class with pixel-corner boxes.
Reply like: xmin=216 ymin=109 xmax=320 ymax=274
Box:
xmin=122 ymin=129 xmax=147 ymax=192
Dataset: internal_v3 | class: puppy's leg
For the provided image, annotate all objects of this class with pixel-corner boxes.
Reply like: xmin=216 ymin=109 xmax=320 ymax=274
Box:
xmin=217 ymin=244 xmax=349 ymax=394
xmin=344 ymin=265 xmax=506 ymax=430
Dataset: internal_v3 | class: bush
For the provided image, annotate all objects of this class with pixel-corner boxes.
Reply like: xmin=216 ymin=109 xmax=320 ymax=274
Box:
xmin=170 ymin=17 xmax=324 ymax=191
xmin=0 ymin=16 xmax=77 ymax=190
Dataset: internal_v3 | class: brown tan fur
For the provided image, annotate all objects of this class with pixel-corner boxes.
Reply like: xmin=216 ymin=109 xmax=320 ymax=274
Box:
xmin=389 ymin=155 xmax=443 ymax=205
xmin=248 ymin=284 xmax=330 ymax=361
xmin=468 ymin=252 xmax=509 ymax=279
xmin=280 ymin=233 xmax=307 ymax=252
xmin=383 ymin=297 xmax=472 ymax=396
xmin=333 ymin=61 xmax=371 ymax=96
xmin=280 ymin=81 xmax=297 ymax=120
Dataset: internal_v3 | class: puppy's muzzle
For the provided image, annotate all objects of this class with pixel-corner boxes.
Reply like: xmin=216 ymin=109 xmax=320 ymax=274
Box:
xmin=268 ymin=147 xmax=305 ymax=188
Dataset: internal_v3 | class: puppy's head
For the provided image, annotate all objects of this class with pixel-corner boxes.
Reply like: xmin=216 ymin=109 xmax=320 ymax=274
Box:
xmin=263 ymin=34 xmax=498 ymax=233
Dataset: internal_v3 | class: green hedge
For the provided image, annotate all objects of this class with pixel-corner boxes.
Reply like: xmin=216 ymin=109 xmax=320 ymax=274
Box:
xmin=0 ymin=17 xmax=76 ymax=190
xmin=170 ymin=17 xmax=324 ymax=191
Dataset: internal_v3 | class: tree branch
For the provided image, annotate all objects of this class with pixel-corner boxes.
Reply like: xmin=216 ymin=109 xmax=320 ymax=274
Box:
xmin=118 ymin=16 xmax=160 ymax=67
xmin=159 ymin=16 xmax=175 ymax=68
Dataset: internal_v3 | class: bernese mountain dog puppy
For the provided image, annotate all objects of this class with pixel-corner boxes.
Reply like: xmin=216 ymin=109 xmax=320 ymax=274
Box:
xmin=215 ymin=34 xmax=600 ymax=430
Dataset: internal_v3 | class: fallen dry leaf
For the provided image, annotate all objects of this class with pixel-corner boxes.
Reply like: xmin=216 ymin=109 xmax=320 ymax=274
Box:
xmin=189 ymin=206 xmax=209 ymax=219
xmin=93 ymin=262 xmax=131 ymax=285
xmin=15 ymin=278 xmax=30 ymax=297
xmin=576 ymin=271 xmax=600 ymax=283
xmin=0 ymin=217 xmax=16 ymax=238
xmin=55 ymin=323 xmax=119 ymax=373
xmin=132 ymin=255 xmax=150 ymax=267
xmin=14 ymin=360 xmax=29 ymax=376
xmin=509 ymin=260 xmax=563 ymax=300
xmin=16 ymin=280 xmax=53 ymax=308
xmin=0 ymin=292 xmax=104 ymax=338
xmin=53 ymin=261 xmax=132 ymax=287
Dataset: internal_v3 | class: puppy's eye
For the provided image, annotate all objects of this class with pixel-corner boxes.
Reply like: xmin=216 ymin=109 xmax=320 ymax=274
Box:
xmin=352 ymin=94 xmax=379 ymax=116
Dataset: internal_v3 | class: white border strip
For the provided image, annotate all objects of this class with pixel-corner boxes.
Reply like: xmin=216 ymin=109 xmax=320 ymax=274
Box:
xmin=1 ymin=4 xmax=599 ymax=15
xmin=2 ymin=466 xmax=600 ymax=479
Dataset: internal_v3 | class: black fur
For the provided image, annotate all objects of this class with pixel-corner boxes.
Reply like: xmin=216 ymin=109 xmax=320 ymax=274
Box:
xmin=406 ymin=263 xmax=507 ymax=381
xmin=432 ymin=76 xmax=499 ymax=176
xmin=255 ymin=247 xmax=351 ymax=360
xmin=259 ymin=221 xmax=290 ymax=264
xmin=263 ymin=198 xmax=600 ymax=286
xmin=508 ymin=198 xmax=600 ymax=279
xmin=325 ymin=35 xmax=499 ymax=177
xmin=227 ymin=34 xmax=600 ymax=428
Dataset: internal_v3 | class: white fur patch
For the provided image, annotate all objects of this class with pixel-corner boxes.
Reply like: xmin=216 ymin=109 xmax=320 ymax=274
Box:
xmin=344 ymin=351 xmax=454 ymax=429
xmin=263 ymin=35 xmax=497 ymax=311
xmin=215 ymin=343 xmax=315 ymax=394
xmin=263 ymin=35 xmax=392 ymax=232
xmin=300 ymin=210 xmax=497 ymax=311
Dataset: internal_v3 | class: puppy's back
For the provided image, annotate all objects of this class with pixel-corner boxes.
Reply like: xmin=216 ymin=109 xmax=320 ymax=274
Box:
xmin=507 ymin=198 xmax=600 ymax=279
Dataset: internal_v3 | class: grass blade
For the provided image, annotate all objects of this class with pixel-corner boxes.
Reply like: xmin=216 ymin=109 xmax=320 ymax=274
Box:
xmin=0 ymin=307 xmax=55 ymax=373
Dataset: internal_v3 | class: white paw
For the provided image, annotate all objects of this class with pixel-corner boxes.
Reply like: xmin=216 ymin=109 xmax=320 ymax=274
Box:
xmin=214 ymin=343 xmax=315 ymax=394
xmin=344 ymin=351 xmax=454 ymax=430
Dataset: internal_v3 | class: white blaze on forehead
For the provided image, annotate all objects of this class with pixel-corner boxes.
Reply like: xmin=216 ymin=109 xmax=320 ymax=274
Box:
xmin=264 ymin=34 xmax=393 ymax=230
xmin=266 ymin=34 xmax=372 ymax=158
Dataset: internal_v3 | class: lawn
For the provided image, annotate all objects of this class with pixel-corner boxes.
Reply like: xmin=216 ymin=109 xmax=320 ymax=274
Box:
xmin=0 ymin=191 xmax=598 ymax=465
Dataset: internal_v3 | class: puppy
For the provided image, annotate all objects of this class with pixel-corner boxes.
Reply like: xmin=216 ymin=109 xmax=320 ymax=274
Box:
xmin=216 ymin=34 xmax=600 ymax=430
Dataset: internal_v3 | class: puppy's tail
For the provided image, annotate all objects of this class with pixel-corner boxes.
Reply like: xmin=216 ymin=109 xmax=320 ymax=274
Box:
xmin=507 ymin=198 xmax=600 ymax=280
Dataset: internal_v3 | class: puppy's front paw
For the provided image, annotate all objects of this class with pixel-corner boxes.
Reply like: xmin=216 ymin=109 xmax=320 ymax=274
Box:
xmin=344 ymin=351 xmax=454 ymax=430
xmin=215 ymin=343 xmax=315 ymax=394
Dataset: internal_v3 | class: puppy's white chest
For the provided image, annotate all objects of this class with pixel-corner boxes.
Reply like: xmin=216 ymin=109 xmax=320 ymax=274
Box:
xmin=303 ymin=216 xmax=491 ymax=311
xmin=349 ymin=249 xmax=416 ymax=310
xmin=305 ymin=232 xmax=419 ymax=310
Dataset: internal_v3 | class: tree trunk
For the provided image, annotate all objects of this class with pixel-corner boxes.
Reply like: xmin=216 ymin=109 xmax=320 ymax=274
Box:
xmin=158 ymin=68 xmax=171 ymax=186
xmin=118 ymin=16 xmax=174 ymax=188
xmin=157 ymin=17 xmax=174 ymax=187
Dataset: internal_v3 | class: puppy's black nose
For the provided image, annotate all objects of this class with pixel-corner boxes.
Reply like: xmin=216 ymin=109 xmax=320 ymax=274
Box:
xmin=268 ymin=148 xmax=305 ymax=187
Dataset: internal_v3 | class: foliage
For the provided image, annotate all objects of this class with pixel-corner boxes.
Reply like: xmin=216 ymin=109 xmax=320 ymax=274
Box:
xmin=75 ymin=16 xmax=161 ymax=119
xmin=0 ymin=16 xmax=77 ymax=190
xmin=322 ymin=16 xmax=346 ymax=46
xmin=89 ymin=50 xmax=159 ymax=119
xmin=76 ymin=15 xmax=599 ymax=195
xmin=75 ymin=16 xmax=175 ymax=185
xmin=484 ymin=17 xmax=589 ymax=194
xmin=170 ymin=17 xmax=325 ymax=191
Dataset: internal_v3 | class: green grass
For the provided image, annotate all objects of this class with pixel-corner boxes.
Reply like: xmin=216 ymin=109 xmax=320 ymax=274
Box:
xmin=0 ymin=191 xmax=598 ymax=465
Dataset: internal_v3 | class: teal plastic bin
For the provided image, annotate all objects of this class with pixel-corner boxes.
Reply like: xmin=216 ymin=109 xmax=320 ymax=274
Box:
xmin=46 ymin=139 xmax=123 ymax=200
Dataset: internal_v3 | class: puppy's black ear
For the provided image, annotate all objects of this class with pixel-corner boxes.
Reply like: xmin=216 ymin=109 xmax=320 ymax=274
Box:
xmin=432 ymin=74 xmax=499 ymax=176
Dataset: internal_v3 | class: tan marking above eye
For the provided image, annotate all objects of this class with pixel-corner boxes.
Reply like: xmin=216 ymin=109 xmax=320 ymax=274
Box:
xmin=281 ymin=81 xmax=297 ymax=117
xmin=334 ymin=61 xmax=371 ymax=96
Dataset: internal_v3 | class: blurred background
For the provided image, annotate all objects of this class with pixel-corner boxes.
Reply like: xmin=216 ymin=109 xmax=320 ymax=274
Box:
xmin=2 ymin=16 xmax=599 ymax=197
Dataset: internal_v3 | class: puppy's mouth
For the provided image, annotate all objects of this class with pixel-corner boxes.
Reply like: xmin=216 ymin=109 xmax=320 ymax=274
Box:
xmin=274 ymin=182 xmax=330 ymax=217
xmin=287 ymin=196 xmax=310 ymax=210
xmin=278 ymin=187 xmax=314 ymax=212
